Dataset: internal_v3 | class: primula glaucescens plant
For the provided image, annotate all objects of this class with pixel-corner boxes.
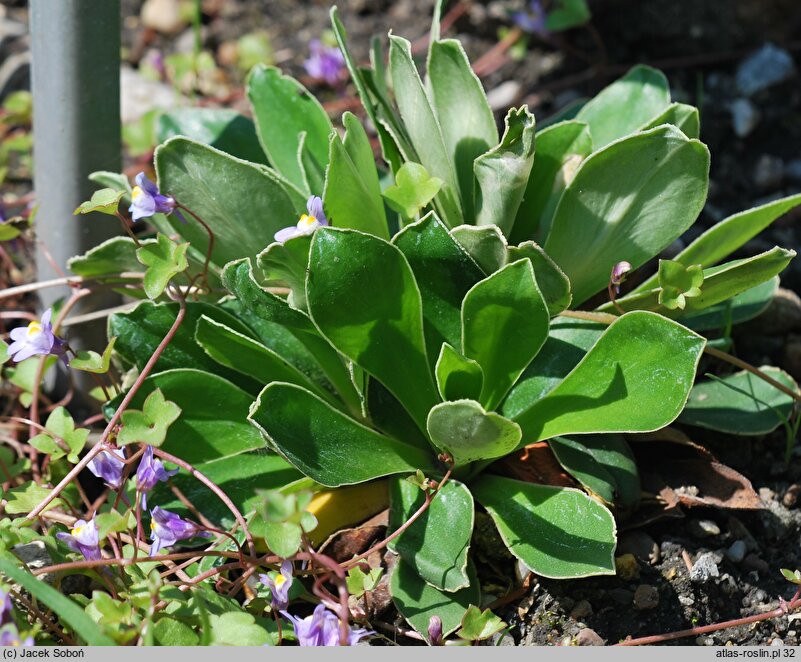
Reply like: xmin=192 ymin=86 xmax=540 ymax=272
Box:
xmin=2 ymin=2 xmax=800 ymax=647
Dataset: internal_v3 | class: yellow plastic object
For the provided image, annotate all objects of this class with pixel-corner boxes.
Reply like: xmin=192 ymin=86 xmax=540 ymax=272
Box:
xmin=306 ymin=480 xmax=389 ymax=545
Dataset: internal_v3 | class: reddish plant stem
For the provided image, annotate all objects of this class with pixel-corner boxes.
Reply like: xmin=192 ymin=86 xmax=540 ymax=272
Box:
xmin=176 ymin=203 xmax=215 ymax=289
xmin=115 ymin=211 xmax=142 ymax=248
xmin=705 ymin=345 xmax=801 ymax=404
xmin=32 ymin=550 xmax=250 ymax=577
xmin=25 ymin=297 xmax=188 ymax=520
xmin=308 ymin=548 xmax=351 ymax=646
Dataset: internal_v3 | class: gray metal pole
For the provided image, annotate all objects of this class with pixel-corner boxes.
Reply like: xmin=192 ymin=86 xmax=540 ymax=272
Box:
xmin=30 ymin=0 xmax=121 ymax=402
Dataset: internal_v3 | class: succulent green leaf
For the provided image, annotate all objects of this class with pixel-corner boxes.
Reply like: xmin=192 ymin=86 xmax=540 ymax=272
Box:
xmin=450 ymin=225 xmax=507 ymax=275
xmin=74 ymin=188 xmax=125 ymax=216
xmin=208 ymin=612 xmax=272 ymax=646
xmin=575 ymin=65 xmax=671 ymax=148
xmin=389 ymin=557 xmax=480 ymax=642
xmin=155 ymin=137 xmax=299 ymax=267
xmin=69 ymin=337 xmax=117 ymax=374
xmin=681 ymin=278 xmax=777 ymax=332
xmin=545 ymin=125 xmax=710 ymax=304
xmin=657 ymin=259 xmax=704 ymax=310
xmin=307 ymin=228 xmax=439 ymax=431
xmin=393 ymin=212 xmax=485 ymax=358
xmin=427 ymin=400 xmax=521 ymax=466
xmin=679 ymin=367 xmax=798 ymax=436
xmin=457 ymin=606 xmax=506 ymax=642
xmin=383 ymin=162 xmax=443 ymax=221
xmin=96 ymin=510 xmax=134 ymax=540
xmin=549 ymin=434 xmax=640 ymax=509
xmin=247 ymin=65 xmax=332 ymax=194
xmin=427 ymin=39 xmax=497 ymax=219
xmin=249 ymin=382 xmax=435 ymax=487
xmin=513 ymin=312 xmax=705 ymax=442
xmin=472 ymin=475 xmax=617 ymax=578
xmin=507 ymin=242 xmax=572 ymax=315
xmin=435 ymin=343 xmax=483 ymax=402
xmin=388 ymin=477 xmax=473 ymax=592
xmin=462 ymin=259 xmax=549 ymax=410
xmin=639 ymin=102 xmax=700 ymax=139
xmin=323 ymin=112 xmax=389 ymax=239
xmin=68 ymin=237 xmax=148 ymax=279
xmin=511 ymin=120 xmax=592 ymax=245
xmin=473 ymin=106 xmax=537 ymax=237
xmin=781 ymin=569 xmax=801 ymax=585
xmin=117 ymin=388 xmax=181 ymax=447
xmin=153 ymin=617 xmax=200 ymax=646
xmin=136 ymin=233 xmax=189 ymax=300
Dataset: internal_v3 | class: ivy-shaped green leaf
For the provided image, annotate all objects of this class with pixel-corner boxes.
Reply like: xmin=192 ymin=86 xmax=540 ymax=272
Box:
xmin=657 ymin=259 xmax=704 ymax=310
xmin=96 ymin=510 xmax=135 ymax=540
xmin=28 ymin=407 xmax=89 ymax=463
xmin=74 ymin=188 xmax=125 ymax=216
xmin=456 ymin=606 xmax=506 ymax=642
xmin=117 ymin=389 xmax=181 ymax=447
xmin=346 ymin=566 xmax=384 ymax=598
xmin=383 ymin=162 xmax=443 ymax=220
xmin=136 ymin=234 xmax=189 ymax=300
xmin=69 ymin=337 xmax=117 ymax=374
xmin=4 ymin=482 xmax=62 ymax=514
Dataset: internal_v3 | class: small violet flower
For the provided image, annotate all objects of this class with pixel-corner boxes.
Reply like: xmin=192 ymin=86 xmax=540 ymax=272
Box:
xmin=56 ymin=517 xmax=101 ymax=561
xmin=304 ymin=40 xmax=345 ymax=87
xmin=136 ymin=446 xmax=178 ymax=510
xmin=274 ymin=195 xmax=328 ymax=244
xmin=0 ymin=589 xmax=13 ymax=626
xmin=428 ymin=615 xmax=443 ymax=645
xmin=511 ymin=0 xmax=549 ymax=36
xmin=281 ymin=603 xmax=372 ymax=646
xmin=259 ymin=560 xmax=294 ymax=610
xmin=610 ymin=260 xmax=633 ymax=295
xmin=129 ymin=172 xmax=177 ymax=222
xmin=87 ymin=448 xmax=126 ymax=490
xmin=7 ymin=309 xmax=66 ymax=363
xmin=0 ymin=625 xmax=33 ymax=647
xmin=149 ymin=506 xmax=209 ymax=557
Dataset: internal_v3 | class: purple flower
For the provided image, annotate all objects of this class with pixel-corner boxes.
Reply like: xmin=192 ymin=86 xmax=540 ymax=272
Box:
xmin=129 ymin=172 xmax=177 ymax=222
xmin=281 ymin=604 xmax=372 ymax=646
xmin=149 ymin=506 xmax=209 ymax=556
xmin=428 ymin=615 xmax=443 ymax=645
xmin=0 ymin=590 xmax=12 ymax=626
xmin=610 ymin=260 xmax=632 ymax=294
xmin=136 ymin=446 xmax=178 ymax=509
xmin=304 ymin=40 xmax=345 ymax=87
xmin=511 ymin=1 xmax=549 ymax=36
xmin=56 ymin=517 xmax=101 ymax=561
xmin=87 ymin=448 xmax=126 ymax=490
xmin=0 ymin=625 xmax=33 ymax=647
xmin=259 ymin=560 xmax=294 ymax=610
xmin=7 ymin=309 xmax=66 ymax=363
xmin=274 ymin=195 xmax=329 ymax=243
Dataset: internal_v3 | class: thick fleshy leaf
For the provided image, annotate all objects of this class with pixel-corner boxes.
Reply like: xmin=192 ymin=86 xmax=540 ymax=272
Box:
xmin=109 ymin=301 xmax=257 ymax=391
xmin=507 ymin=242 xmax=572 ymax=315
xmin=435 ymin=343 xmax=483 ymax=402
xmin=155 ymin=137 xmax=299 ymax=267
xmin=393 ymin=213 xmax=484 ymax=358
xmin=549 ymin=434 xmax=640 ymax=509
xmin=389 ymin=35 xmax=462 ymax=228
xmin=427 ymin=39 xmax=497 ymax=219
xmin=388 ymin=478 xmax=473 ymax=592
xmin=323 ymin=112 xmax=389 ymax=239
xmin=366 ymin=378 xmax=430 ymax=450
xmin=156 ymin=108 xmax=268 ymax=165
xmin=681 ymin=278 xmax=777 ymax=332
xmin=307 ymin=228 xmax=439 ymax=431
xmin=247 ymin=65 xmax=332 ymax=194
xmin=107 ymin=369 xmax=266 ymax=465
xmin=575 ymin=65 xmax=671 ymax=148
xmin=544 ymin=125 xmax=710 ymax=304
xmin=427 ymin=400 xmax=521 ymax=466
xmin=462 ymin=259 xmax=549 ymax=410
xmin=634 ymin=193 xmax=801 ymax=292
xmin=472 ymin=475 xmax=616 ymax=578
xmin=195 ymin=315 xmax=339 ymax=408
xmin=473 ymin=107 xmax=537 ymax=237
xmin=501 ymin=316 xmax=606 ymax=420
xmin=513 ymin=312 xmax=705 ymax=442
xmin=639 ymin=102 xmax=700 ymax=139
xmin=257 ymin=234 xmax=313 ymax=311
xmin=450 ymin=225 xmax=507 ymax=275
xmin=511 ymin=120 xmax=591 ymax=245
xmin=390 ymin=557 xmax=480 ymax=642
xmin=249 ymin=382 xmax=435 ymax=487
xmin=679 ymin=367 xmax=798 ymax=435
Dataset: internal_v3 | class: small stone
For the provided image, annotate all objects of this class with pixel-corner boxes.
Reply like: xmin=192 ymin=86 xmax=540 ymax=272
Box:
xmin=690 ymin=553 xmax=720 ymax=584
xmin=689 ymin=518 xmax=721 ymax=538
xmin=696 ymin=636 xmax=715 ymax=646
xmin=120 ymin=66 xmax=182 ymax=124
xmin=614 ymin=553 xmax=640 ymax=581
xmin=569 ymin=600 xmax=593 ymax=620
xmin=754 ymin=155 xmax=784 ymax=191
xmin=633 ymin=584 xmax=659 ymax=610
xmin=759 ymin=487 xmax=776 ymax=502
xmin=730 ymin=98 xmax=761 ymax=138
xmin=771 ymin=638 xmax=784 ymax=647
xmin=679 ymin=595 xmax=695 ymax=606
xmin=784 ymin=485 xmax=801 ymax=509
xmin=725 ymin=540 xmax=747 ymax=564
xmin=617 ymin=531 xmax=660 ymax=565
xmin=608 ymin=588 xmax=633 ymax=605
xmin=486 ymin=81 xmax=521 ymax=111
xmin=736 ymin=44 xmax=796 ymax=96
xmin=576 ymin=628 xmax=604 ymax=646
xmin=141 ymin=0 xmax=186 ymax=34
xmin=11 ymin=541 xmax=55 ymax=585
